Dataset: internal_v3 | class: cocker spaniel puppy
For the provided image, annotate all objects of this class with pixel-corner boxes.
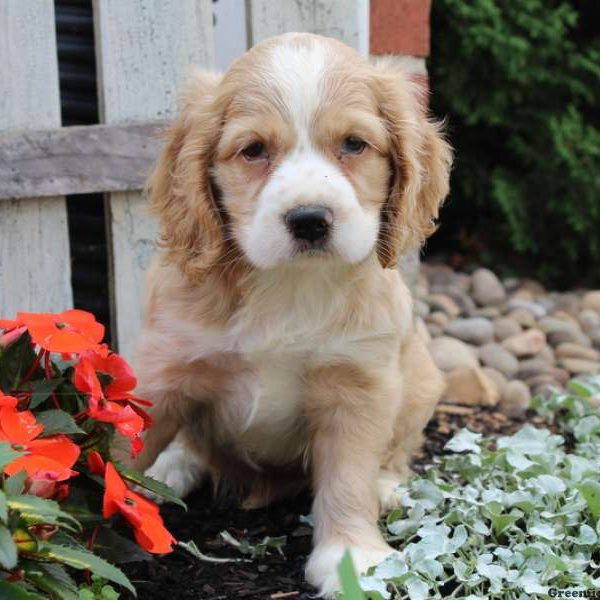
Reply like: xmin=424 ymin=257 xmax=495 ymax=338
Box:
xmin=133 ymin=33 xmax=451 ymax=596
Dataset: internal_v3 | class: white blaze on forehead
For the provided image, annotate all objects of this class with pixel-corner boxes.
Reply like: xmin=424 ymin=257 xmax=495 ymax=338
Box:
xmin=268 ymin=41 xmax=329 ymax=144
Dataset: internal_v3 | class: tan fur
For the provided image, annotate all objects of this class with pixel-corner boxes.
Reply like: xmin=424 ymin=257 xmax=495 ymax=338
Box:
xmin=134 ymin=33 xmax=451 ymax=597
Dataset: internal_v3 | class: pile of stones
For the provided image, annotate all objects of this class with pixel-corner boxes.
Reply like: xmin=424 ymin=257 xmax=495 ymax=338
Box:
xmin=414 ymin=264 xmax=600 ymax=417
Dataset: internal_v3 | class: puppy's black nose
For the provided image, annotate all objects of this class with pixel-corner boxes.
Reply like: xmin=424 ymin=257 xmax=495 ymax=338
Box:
xmin=285 ymin=206 xmax=333 ymax=242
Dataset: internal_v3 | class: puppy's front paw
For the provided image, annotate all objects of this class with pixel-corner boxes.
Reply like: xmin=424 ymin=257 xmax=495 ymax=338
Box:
xmin=305 ymin=541 xmax=397 ymax=598
xmin=144 ymin=440 xmax=205 ymax=501
xmin=377 ymin=473 xmax=404 ymax=515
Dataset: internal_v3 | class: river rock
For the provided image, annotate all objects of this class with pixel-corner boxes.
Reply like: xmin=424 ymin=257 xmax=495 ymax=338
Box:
xmin=473 ymin=307 xmax=502 ymax=319
xmin=506 ymin=308 xmax=536 ymax=328
xmin=471 ymin=268 xmax=507 ymax=306
xmin=555 ymin=343 xmax=600 ymax=361
xmin=426 ymin=311 xmax=449 ymax=328
xmin=582 ymin=291 xmax=600 ymax=316
xmin=559 ymin=358 xmax=600 ymax=375
xmin=498 ymin=380 xmax=531 ymax=418
xmin=427 ymin=294 xmax=461 ymax=318
xmin=537 ymin=344 xmax=555 ymax=364
xmin=547 ymin=329 xmax=591 ymax=348
xmin=482 ymin=367 xmax=508 ymax=396
xmin=444 ymin=317 xmax=494 ymax=345
xmin=429 ymin=337 xmax=479 ymax=372
xmin=589 ymin=327 xmax=600 ymax=350
xmin=517 ymin=357 xmax=553 ymax=379
xmin=506 ymin=298 xmax=547 ymax=319
xmin=578 ymin=309 xmax=600 ymax=332
xmin=493 ymin=317 xmax=522 ymax=341
xmin=502 ymin=329 xmax=546 ymax=357
xmin=445 ymin=366 xmax=500 ymax=407
xmin=478 ymin=343 xmax=519 ymax=377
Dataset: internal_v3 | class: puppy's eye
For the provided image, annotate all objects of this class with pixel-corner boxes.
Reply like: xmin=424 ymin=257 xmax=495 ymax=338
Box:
xmin=341 ymin=136 xmax=367 ymax=155
xmin=242 ymin=141 xmax=267 ymax=161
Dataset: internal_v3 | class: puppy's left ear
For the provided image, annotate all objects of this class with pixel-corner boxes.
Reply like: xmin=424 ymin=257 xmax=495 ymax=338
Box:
xmin=373 ymin=57 xmax=453 ymax=268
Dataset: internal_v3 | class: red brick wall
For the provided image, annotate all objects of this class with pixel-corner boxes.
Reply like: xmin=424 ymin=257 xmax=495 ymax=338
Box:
xmin=370 ymin=0 xmax=432 ymax=57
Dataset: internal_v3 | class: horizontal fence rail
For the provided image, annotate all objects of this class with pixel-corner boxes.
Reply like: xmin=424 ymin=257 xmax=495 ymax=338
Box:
xmin=0 ymin=122 xmax=166 ymax=199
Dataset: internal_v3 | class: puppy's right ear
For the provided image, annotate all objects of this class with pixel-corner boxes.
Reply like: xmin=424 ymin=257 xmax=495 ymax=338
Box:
xmin=148 ymin=69 xmax=225 ymax=280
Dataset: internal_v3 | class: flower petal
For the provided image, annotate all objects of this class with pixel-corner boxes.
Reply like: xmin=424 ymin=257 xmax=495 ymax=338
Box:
xmin=28 ymin=436 xmax=80 ymax=472
xmin=0 ymin=406 xmax=44 ymax=444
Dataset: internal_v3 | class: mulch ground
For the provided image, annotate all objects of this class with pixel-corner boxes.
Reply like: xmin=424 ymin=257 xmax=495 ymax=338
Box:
xmin=122 ymin=407 xmax=535 ymax=600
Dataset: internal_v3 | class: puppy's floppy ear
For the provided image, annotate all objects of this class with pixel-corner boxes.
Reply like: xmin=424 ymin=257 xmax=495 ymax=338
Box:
xmin=148 ymin=68 xmax=225 ymax=279
xmin=372 ymin=57 xmax=453 ymax=268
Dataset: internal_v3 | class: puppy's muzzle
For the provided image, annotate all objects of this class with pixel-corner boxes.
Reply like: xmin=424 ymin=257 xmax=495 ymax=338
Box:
xmin=285 ymin=206 xmax=333 ymax=243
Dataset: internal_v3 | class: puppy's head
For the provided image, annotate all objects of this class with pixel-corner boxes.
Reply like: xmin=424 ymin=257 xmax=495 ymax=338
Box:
xmin=149 ymin=33 xmax=452 ymax=277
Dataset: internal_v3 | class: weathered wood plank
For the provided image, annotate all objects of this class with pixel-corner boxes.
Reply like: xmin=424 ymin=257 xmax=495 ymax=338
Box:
xmin=0 ymin=122 xmax=166 ymax=200
xmin=248 ymin=0 xmax=369 ymax=54
xmin=0 ymin=1 xmax=72 ymax=316
xmin=94 ymin=0 xmax=215 ymax=358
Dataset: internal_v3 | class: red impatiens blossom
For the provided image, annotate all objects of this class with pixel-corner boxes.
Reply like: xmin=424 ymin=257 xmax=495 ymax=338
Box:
xmin=27 ymin=471 xmax=70 ymax=501
xmin=73 ymin=348 xmax=152 ymax=456
xmin=86 ymin=450 xmax=106 ymax=476
xmin=103 ymin=463 xmax=175 ymax=554
xmin=17 ymin=310 xmax=104 ymax=353
xmin=0 ymin=318 xmax=22 ymax=330
xmin=0 ymin=319 xmax=27 ymax=349
xmin=0 ymin=395 xmax=80 ymax=482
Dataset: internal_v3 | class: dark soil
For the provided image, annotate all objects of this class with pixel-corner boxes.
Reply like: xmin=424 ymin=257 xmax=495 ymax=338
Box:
xmin=122 ymin=406 xmax=533 ymax=600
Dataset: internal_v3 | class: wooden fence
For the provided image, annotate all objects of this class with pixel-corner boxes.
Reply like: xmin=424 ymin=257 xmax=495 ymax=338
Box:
xmin=0 ymin=0 xmax=429 ymax=358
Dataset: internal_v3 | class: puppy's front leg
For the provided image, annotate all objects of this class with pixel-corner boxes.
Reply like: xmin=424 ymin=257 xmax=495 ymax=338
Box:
xmin=304 ymin=363 xmax=398 ymax=597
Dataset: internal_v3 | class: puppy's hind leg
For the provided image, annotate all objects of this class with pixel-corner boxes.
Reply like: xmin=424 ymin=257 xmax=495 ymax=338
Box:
xmin=145 ymin=431 xmax=207 ymax=501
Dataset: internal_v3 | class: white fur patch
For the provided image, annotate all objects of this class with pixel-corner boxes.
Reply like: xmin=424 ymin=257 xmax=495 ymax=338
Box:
xmin=268 ymin=40 xmax=328 ymax=145
xmin=306 ymin=541 xmax=398 ymax=597
xmin=240 ymin=150 xmax=379 ymax=269
xmin=145 ymin=438 xmax=206 ymax=500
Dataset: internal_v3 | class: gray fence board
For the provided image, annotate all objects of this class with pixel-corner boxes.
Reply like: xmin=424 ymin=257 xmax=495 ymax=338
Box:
xmin=0 ymin=1 xmax=72 ymax=316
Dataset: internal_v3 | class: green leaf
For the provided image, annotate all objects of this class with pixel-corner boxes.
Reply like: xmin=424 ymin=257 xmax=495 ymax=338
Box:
xmin=445 ymin=429 xmax=483 ymax=454
xmin=39 ymin=543 xmax=136 ymax=595
xmin=36 ymin=409 xmax=85 ymax=436
xmin=490 ymin=513 xmax=519 ymax=537
xmin=0 ymin=523 xmax=18 ymax=569
xmin=0 ymin=581 xmax=44 ymax=600
xmin=7 ymin=495 xmax=81 ymax=530
xmin=22 ymin=559 xmax=78 ymax=600
xmin=4 ymin=471 xmax=27 ymax=496
xmin=0 ymin=490 xmax=7 ymax=522
xmin=567 ymin=380 xmax=592 ymax=398
xmin=178 ymin=539 xmax=247 ymax=563
xmin=338 ymin=550 xmax=366 ymax=600
xmin=28 ymin=378 xmax=64 ymax=409
xmin=94 ymin=527 xmax=152 ymax=564
xmin=578 ymin=480 xmax=600 ymax=518
xmin=114 ymin=463 xmax=186 ymax=509
xmin=0 ymin=442 xmax=24 ymax=472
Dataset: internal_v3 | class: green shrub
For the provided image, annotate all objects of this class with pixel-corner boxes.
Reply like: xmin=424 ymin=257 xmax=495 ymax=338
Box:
xmin=349 ymin=376 xmax=600 ymax=599
xmin=429 ymin=0 xmax=600 ymax=286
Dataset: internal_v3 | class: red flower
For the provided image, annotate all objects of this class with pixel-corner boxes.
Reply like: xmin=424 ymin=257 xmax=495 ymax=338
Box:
xmin=74 ymin=348 xmax=138 ymax=401
xmin=0 ymin=395 xmax=80 ymax=480
xmin=88 ymin=397 xmax=145 ymax=440
xmin=103 ymin=463 xmax=175 ymax=554
xmin=87 ymin=450 xmax=106 ymax=476
xmin=0 ymin=318 xmax=23 ymax=331
xmin=26 ymin=471 xmax=70 ymax=500
xmin=73 ymin=349 xmax=151 ymax=456
xmin=17 ymin=310 xmax=104 ymax=353
xmin=0 ymin=326 xmax=27 ymax=348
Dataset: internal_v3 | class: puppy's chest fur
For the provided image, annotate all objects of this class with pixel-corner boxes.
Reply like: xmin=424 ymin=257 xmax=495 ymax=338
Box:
xmin=153 ymin=263 xmax=409 ymax=468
